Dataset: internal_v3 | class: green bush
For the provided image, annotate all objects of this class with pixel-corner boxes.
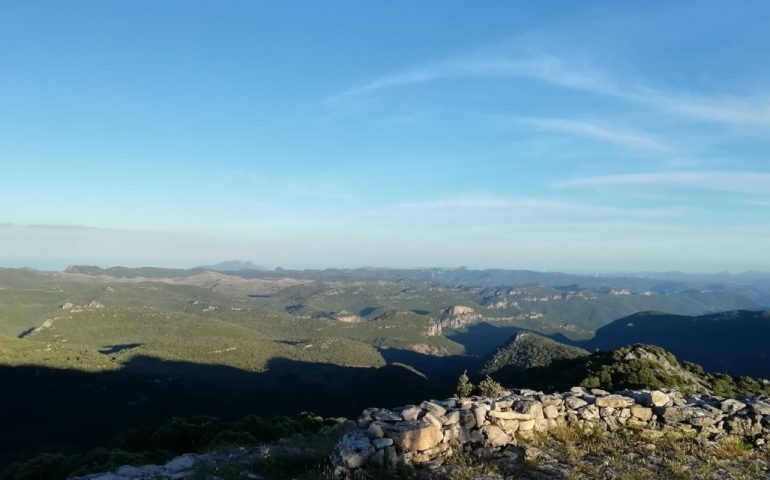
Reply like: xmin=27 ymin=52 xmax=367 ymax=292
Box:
xmin=477 ymin=375 xmax=505 ymax=397
xmin=456 ymin=370 xmax=474 ymax=398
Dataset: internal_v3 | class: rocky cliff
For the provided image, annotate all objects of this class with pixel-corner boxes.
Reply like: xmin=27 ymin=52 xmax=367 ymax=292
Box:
xmin=439 ymin=305 xmax=481 ymax=329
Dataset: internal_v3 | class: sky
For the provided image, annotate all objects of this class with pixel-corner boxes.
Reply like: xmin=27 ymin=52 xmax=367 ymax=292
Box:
xmin=1 ymin=1 xmax=770 ymax=272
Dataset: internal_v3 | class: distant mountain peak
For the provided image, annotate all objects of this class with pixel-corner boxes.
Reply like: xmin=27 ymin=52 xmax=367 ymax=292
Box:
xmin=204 ymin=260 xmax=267 ymax=272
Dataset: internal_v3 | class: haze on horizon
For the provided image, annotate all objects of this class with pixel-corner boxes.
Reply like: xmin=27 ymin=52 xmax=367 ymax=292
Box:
xmin=2 ymin=1 xmax=770 ymax=272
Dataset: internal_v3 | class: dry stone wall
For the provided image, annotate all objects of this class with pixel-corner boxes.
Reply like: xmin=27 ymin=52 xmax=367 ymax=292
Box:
xmin=333 ymin=387 xmax=770 ymax=477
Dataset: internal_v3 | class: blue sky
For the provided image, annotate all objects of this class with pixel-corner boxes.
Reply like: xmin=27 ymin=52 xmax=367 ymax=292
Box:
xmin=2 ymin=1 xmax=770 ymax=271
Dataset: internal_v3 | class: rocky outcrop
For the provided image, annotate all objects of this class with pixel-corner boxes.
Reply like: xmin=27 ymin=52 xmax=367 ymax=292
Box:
xmin=61 ymin=300 xmax=105 ymax=311
xmin=334 ymin=311 xmax=363 ymax=323
xmin=426 ymin=322 xmax=442 ymax=337
xmin=439 ymin=305 xmax=481 ymax=329
xmin=332 ymin=387 xmax=770 ymax=477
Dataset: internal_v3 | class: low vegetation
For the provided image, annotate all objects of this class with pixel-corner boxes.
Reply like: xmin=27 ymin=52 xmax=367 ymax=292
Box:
xmin=480 ymin=331 xmax=588 ymax=376
xmin=492 ymin=344 xmax=770 ymax=396
xmin=530 ymin=425 xmax=770 ymax=480
xmin=0 ymin=414 xmax=331 ymax=480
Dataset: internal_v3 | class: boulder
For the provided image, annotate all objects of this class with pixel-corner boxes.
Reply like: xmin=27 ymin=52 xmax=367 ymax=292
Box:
xmin=336 ymin=431 xmax=376 ymax=469
xmin=515 ymin=400 xmax=544 ymax=419
xmin=750 ymin=401 xmax=770 ymax=416
xmin=373 ymin=438 xmax=393 ymax=449
xmin=386 ymin=423 xmax=443 ymax=452
xmin=481 ymin=425 xmax=509 ymax=447
xmin=540 ymin=394 xmax=564 ymax=406
xmin=424 ymin=412 xmax=443 ymax=428
xmin=595 ymin=395 xmax=635 ymax=409
xmin=721 ymin=399 xmax=747 ymax=414
xmin=640 ymin=390 xmax=671 ymax=408
xmin=630 ymin=407 xmax=653 ymax=421
xmin=460 ymin=411 xmax=476 ymax=429
xmin=401 ymin=406 xmax=422 ymax=422
xmin=518 ymin=419 xmax=536 ymax=431
xmin=543 ymin=405 xmax=559 ymax=419
xmin=164 ymin=454 xmax=198 ymax=473
xmin=726 ymin=417 xmax=763 ymax=436
xmin=366 ymin=422 xmax=384 ymax=439
xmin=565 ymin=396 xmax=588 ymax=409
xmin=421 ymin=401 xmax=447 ymax=417
xmin=473 ymin=405 xmax=489 ymax=427
xmin=444 ymin=410 xmax=461 ymax=425
xmin=578 ymin=405 xmax=600 ymax=421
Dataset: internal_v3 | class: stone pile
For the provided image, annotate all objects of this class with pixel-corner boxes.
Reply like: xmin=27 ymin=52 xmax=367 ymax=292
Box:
xmin=333 ymin=387 xmax=770 ymax=477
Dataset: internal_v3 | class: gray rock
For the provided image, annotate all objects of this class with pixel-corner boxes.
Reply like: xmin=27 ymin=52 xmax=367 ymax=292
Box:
xmin=481 ymin=425 xmax=509 ymax=447
xmin=164 ymin=454 xmax=198 ymax=473
xmin=422 ymin=401 xmax=447 ymax=417
xmin=595 ymin=395 xmax=635 ymax=409
xmin=424 ymin=412 xmax=443 ymax=428
xmin=543 ymin=405 xmax=559 ymax=419
xmin=366 ymin=422 xmax=384 ymax=439
xmin=565 ymin=396 xmax=588 ymax=409
xmin=518 ymin=419 xmax=536 ymax=431
xmin=630 ymin=407 xmax=653 ymax=421
xmin=514 ymin=400 xmax=544 ymax=419
xmin=115 ymin=465 xmax=146 ymax=477
xmin=336 ymin=430 xmax=376 ymax=469
xmin=539 ymin=394 xmax=564 ymax=406
xmin=372 ymin=409 xmax=402 ymax=422
xmin=473 ymin=405 xmax=489 ymax=427
xmin=570 ymin=386 xmax=590 ymax=396
xmin=444 ymin=410 xmax=461 ymax=425
xmin=721 ymin=399 xmax=747 ymax=414
xmin=750 ymin=401 xmax=770 ymax=416
xmin=384 ymin=422 xmax=443 ymax=452
xmin=401 ymin=406 xmax=422 ymax=422
xmin=373 ymin=437 xmax=394 ymax=449
xmin=640 ymin=390 xmax=671 ymax=408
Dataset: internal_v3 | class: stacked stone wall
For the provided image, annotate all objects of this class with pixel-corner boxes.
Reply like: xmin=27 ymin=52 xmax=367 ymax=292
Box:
xmin=334 ymin=387 xmax=770 ymax=476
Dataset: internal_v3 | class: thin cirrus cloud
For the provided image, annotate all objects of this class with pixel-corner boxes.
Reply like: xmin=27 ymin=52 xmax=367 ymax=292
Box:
xmin=390 ymin=194 xmax=683 ymax=219
xmin=325 ymin=54 xmax=619 ymax=106
xmin=504 ymin=116 xmax=674 ymax=153
xmin=327 ymin=51 xmax=770 ymax=129
xmin=555 ymin=171 xmax=770 ymax=194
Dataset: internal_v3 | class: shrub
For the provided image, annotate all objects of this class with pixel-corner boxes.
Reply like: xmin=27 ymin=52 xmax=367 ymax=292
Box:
xmin=477 ymin=375 xmax=505 ymax=397
xmin=456 ymin=370 xmax=474 ymax=398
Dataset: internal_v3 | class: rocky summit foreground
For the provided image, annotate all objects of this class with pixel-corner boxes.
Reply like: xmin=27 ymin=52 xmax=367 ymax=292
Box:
xmin=333 ymin=386 xmax=770 ymax=478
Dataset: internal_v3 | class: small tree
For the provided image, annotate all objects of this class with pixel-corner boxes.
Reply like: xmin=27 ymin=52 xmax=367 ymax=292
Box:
xmin=456 ymin=370 xmax=474 ymax=398
xmin=477 ymin=375 xmax=505 ymax=397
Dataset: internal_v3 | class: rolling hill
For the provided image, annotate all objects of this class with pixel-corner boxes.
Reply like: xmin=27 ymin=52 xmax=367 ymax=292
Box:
xmin=581 ymin=310 xmax=770 ymax=378
xmin=480 ymin=331 xmax=588 ymax=376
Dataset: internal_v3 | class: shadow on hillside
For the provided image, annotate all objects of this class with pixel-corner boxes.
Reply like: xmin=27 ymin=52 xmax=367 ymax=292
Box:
xmin=378 ymin=348 xmax=482 ymax=382
xmin=0 ymin=355 xmax=447 ymax=467
xmin=446 ymin=322 xmax=522 ymax=357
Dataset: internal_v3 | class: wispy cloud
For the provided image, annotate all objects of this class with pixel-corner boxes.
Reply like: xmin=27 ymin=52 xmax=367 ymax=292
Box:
xmin=505 ymin=116 xmax=673 ymax=152
xmin=326 ymin=54 xmax=620 ymax=106
xmin=391 ymin=193 xmax=683 ymax=218
xmin=556 ymin=171 xmax=770 ymax=194
xmin=0 ymin=222 xmax=108 ymax=231
xmin=327 ymin=51 xmax=770 ymax=128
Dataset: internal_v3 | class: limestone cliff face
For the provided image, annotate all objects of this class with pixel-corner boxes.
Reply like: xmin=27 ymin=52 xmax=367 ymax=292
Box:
xmin=425 ymin=321 xmax=442 ymax=337
xmin=439 ymin=305 xmax=481 ymax=329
